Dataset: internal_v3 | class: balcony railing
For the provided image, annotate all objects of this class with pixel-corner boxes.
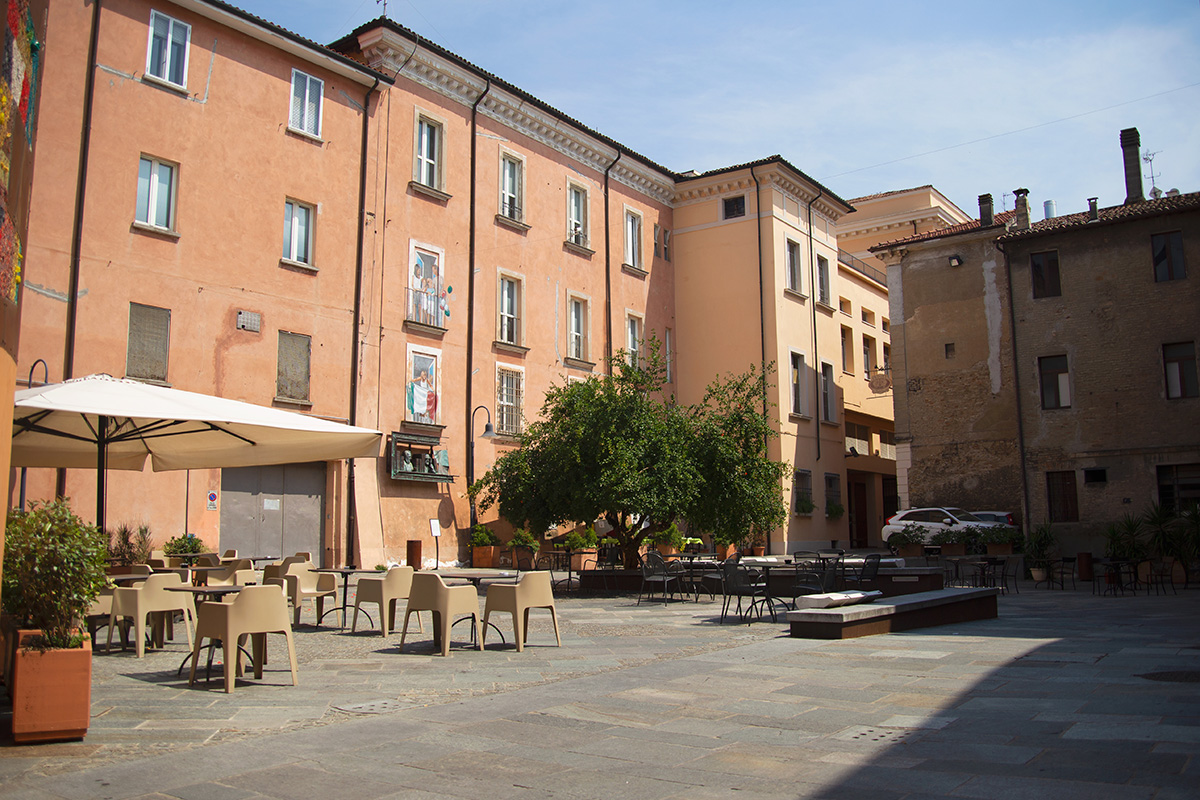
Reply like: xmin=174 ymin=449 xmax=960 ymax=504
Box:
xmin=406 ymin=287 xmax=444 ymax=328
xmin=838 ymin=249 xmax=887 ymax=287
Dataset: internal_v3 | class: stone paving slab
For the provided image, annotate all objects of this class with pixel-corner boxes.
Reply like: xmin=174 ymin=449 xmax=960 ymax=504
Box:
xmin=2 ymin=583 xmax=1199 ymax=798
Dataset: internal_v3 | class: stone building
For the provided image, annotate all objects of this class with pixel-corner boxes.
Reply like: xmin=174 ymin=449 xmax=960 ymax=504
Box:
xmin=873 ymin=129 xmax=1200 ymax=548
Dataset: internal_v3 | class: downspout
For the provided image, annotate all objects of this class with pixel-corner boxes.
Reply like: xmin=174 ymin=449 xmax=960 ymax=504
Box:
xmin=806 ymin=188 xmax=825 ymax=463
xmin=345 ymin=76 xmax=379 ymax=567
xmin=996 ymin=240 xmax=1031 ymax=535
xmin=464 ymin=79 xmax=491 ymax=492
xmin=60 ymin=0 xmax=102 ymax=498
xmin=750 ymin=166 xmax=767 ymax=415
xmin=603 ymin=151 xmax=621 ymax=371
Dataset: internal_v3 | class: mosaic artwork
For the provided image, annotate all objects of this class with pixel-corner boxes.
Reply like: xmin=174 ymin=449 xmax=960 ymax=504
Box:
xmin=0 ymin=0 xmax=40 ymax=304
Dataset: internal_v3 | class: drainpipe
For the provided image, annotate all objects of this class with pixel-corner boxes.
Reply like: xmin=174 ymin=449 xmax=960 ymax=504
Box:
xmin=464 ymin=79 xmax=491 ymax=494
xmin=750 ymin=166 xmax=767 ymax=414
xmin=60 ymin=0 xmax=102 ymax=499
xmin=806 ymin=188 xmax=825 ymax=463
xmin=996 ymin=239 xmax=1031 ymax=536
xmin=602 ymin=151 xmax=622 ymax=371
xmin=345 ymin=76 xmax=379 ymax=567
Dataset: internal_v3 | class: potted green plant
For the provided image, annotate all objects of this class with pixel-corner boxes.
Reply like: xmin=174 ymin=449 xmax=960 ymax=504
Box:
xmin=887 ymin=523 xmax=927 ymax=557
xmin=2 ymin=498 xmax=108 ymax=743
xmin=563 ymin=526 xmax=599 ymax=570
xmin=508 ymin=528 xmax=540 ymax=566
xmin=649 ymin=523 xmax=684 ymax=555
xmin=1025 ymin=522 xmax=1058 ymax=581
xmin=470 ymin=524 xmax=502 ymax=568
xmin=162 ymin=532 xmax=204 ymax=565
xmin=979 ymin=525 xmax=1023 ymax=556
xmin=825 ymin=500 xmax=845 ymax=521
xmin=929 ymin=528 xmax=967 ymax=557
xmin=107 ymin=523 xmax=154 ymax=570
xmin=795 ymin=495 xmax=816 ymax=516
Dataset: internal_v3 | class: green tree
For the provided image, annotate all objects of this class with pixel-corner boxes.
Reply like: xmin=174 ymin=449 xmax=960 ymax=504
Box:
xmin=471 ymin=340 xmax=789 ymax=566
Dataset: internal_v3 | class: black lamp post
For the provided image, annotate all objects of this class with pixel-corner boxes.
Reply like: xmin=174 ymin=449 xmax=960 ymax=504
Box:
xmin=468 ymin=405 xmax=497 ymax=529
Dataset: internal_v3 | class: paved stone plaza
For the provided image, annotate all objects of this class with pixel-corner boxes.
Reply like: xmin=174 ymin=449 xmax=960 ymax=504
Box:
xmin=2 ymin=581 xmax=1199 ymax=799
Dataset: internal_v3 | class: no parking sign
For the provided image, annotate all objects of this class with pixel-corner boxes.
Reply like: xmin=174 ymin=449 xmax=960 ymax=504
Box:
xmin=207 ymin=491 xmax=217 ymax=511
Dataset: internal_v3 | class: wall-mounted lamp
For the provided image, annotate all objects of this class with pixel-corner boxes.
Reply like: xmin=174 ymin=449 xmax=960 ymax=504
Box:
xmin=948 ymin=255 xmax=964 ymax=268
xmin=847 ymin=447 xmax=861 ymax=458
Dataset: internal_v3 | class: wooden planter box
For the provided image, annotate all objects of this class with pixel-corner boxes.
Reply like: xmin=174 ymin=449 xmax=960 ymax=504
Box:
xmin=11 ymin=630 xmax=93 ymax=744
xmin=472 ymin=546 xmax=500 ymax=569
xmin=986 ymin=543 xmax=1014 ymax=555
xmin=897 ymin=543 xmax=924 ymax=558
xmin=939 ymin=543 xmax=967 ymax=557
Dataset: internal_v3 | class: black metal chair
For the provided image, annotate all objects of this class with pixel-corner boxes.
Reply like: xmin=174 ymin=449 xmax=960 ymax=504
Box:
xmin=719 ymin=560 xmax=769 ymax=623
xmin=637 ymin=550 xmax=680 ymax=605
xmin=1052 ymin=555 xmax=1077 ymax=590
xmin=843 ymin=553 xmax=881 ymax=589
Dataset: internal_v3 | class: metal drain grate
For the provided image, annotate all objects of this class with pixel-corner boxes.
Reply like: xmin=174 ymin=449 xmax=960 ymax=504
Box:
xmin=833 ymin=725 xmax=924 ymax=745
xmin=334 ymin=699 xmax=413 ymax=714
xmin=1136 ymin=671 xmax=1200 ymax=683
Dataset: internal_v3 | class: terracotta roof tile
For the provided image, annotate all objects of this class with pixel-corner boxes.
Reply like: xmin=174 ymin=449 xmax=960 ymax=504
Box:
xmin=869 ymin=210 xmax=1018 ymax=252
xmin=997 ymin=191 xmax=1200 ymax=241
xmin=847 ymin=185 xmax=934 ymax=204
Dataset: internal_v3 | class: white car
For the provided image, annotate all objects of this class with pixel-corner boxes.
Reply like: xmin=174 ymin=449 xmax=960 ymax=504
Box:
xmin=971 ymin=510 xmax=1016 ymax=526
xmin=881 ymin=507 xmax=1013 ymax=545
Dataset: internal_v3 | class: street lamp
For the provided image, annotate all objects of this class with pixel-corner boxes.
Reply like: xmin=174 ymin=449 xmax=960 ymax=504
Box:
xmin=468 ymin=405 xmax=497 ymax=528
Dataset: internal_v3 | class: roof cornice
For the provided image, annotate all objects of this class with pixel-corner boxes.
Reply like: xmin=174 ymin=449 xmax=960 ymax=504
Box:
xmin=673 ymin=161 xmax=852 ymax=220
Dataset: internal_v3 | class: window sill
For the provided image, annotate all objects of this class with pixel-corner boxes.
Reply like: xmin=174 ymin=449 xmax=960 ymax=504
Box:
xmin=274 ymin=396 xmax=312 ymax=409
xmin=563 ymin=240 xmax=594 ymax=258
xmin=564 ymin=357 xmax=595 ymax=371
xmin=815 ymin=300 xmax=836 ymax=313
xmin=131 ymin=221 xmax=181 ymax=240
xmin=493 ymin=340 xmax=529 ymax=356
xmin=621 ymin=263 xmax=648 ymax=279
xmin=280 ymin=258 xmax=318 ymax=273
xmin=839 ymin=309 xmax=852 ymax=317
xmin=783 ymin=288 xmax=807 ymax=301
xmin=140 ymin=73 xmax=189 ymax=96
xmin=787 ymin=412 xmax=811 ymax=422
xmin=402 ymin=421 xmax=446 ymax=437
xmin=493 ymin=432 xmax=521 ymax=444
xmin=409 ymin=181 xmax=452 ymax=203
xmin=286 ymin=126 xmax=324 ymax=144
xmin=124 ymin=375 xmax=171 ymax=387
xmin=819 ymin=418 xmax=840 ymax=427
xmin=495 ymin=214 xmax=530 ymax=233
xmin=403 ymin=319 xmax=447 ymax=338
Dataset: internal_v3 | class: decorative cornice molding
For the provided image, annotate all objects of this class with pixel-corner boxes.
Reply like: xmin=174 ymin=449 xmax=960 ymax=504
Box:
xmin=360 ymin=30 xmax=676 ymax=206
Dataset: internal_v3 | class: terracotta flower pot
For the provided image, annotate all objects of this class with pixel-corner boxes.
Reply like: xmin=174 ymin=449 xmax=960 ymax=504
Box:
xmin=473 ymin=545 xmax=499 ymax=569
xmin=750 ymin=547 xmax=766 ymax=557
xmin=11 ymin=630 xmax=93 ymax=744
xmin=715 ymin=544 xmax=737 ymax=560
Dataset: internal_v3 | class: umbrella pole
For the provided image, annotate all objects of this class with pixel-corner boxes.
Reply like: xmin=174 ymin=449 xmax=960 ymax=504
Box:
xmin=96 ymin=414 xmax=108 ymax=531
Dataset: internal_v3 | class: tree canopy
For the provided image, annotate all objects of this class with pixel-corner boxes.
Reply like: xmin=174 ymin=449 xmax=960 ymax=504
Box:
xmin=470 ymin=340 xmax=788 ymax=566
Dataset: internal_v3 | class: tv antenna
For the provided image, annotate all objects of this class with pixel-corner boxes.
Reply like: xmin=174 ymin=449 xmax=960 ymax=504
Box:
xmin=377 ymin=0 xmax=388 ymax=18
xmin=1143 ymin=149 xmax=1161 ymax=196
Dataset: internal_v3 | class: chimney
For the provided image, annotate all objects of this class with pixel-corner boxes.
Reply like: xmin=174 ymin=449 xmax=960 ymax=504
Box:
xmin=978 ymin=194 xmax=994 ymax=227
xmin=1043 ymin=199 xmax=1056 ymax=220
xmin=1013 ymin=188 xmax=1030 ymax=230
xmin=1120 ymin=127 xmax=1144 ymax=204
xmin=1087 ymin=197 xmax=1099 ymax=221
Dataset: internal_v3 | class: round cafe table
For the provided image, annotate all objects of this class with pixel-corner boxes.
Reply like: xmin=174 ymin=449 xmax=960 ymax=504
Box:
xmin=313 ymin=568 xmax=376 ymax=629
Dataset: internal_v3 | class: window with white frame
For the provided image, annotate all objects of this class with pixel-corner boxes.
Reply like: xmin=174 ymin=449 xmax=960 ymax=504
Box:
xmin=406 ymin=346 xmax=440 ymax=424
xmin=879 ymin=429 xmax=896 ymax=460
xmin=497 ymin=274 xmax=521 ymax=345
xmin=626 ymin=314 xmax=642 ymax=366
xmin=840 ymin=326 xmax=854 ymax=374
xmin=407 ymin=244 xmax=443 ymax=327
xmin=817 ymin=255 xmax=831 ymax=305
xmin=136 ymin=155 xmax=177 ymax=231
xmin=496 ymin=365 xmax=524 ymax=436
xmin=568 ymin=296 xmax=588 ymax=361
xmin=146 ymin=10 xmax=190 ymax=88
xmin=1039 ymin=354 xmax=1071 ymax=409
xmin=786 ymin=240 xmax=801 ymax=293
xmin=414 ymin=114 xmax=444 ymax=190
xmin=1164 ymin=341 xmax=1199 ymax=399
xmin=792 ymin=470 xmax=813 ymax=515
xmin=127 ymin=302 xmax=170 ymax=382
xmin=500 ymin=153 xmax=523 ymax=221
xmin=289 ymin=70 xmax=323 ymax=138
xmin=282 ymin=200 xmax=314 ymax=265
xmin=789 ymin=351 xmax=806 ymax=416
xmin=820 ymin=362 xmax=836 ymax=422
xmin=276 ymin=330 xmax=311 ymax=403
xmin=567 ymin=184 xmax=588 ymax=246
xmin=624 ymin=209 xmax=643 ymax=269
xmin=862 ymin=334 xmax=875 ymax=378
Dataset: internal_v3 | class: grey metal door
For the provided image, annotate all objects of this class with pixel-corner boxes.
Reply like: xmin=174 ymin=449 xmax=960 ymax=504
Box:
xmin=220 ymin=462 xmax=326 ymax=564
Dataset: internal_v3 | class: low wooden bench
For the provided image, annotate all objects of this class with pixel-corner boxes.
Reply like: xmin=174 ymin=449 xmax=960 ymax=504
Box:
xmin=785 ymin=587 xmax=999 ymax=639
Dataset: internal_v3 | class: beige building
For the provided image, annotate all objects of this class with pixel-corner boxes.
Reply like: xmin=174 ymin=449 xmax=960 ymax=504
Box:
xmin=874 ymin=129 xmax=1200 ymax=549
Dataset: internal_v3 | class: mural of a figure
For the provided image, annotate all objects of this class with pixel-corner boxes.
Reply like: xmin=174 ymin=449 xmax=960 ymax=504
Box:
xmin=406 ymin=352 xmax=438 ymax=424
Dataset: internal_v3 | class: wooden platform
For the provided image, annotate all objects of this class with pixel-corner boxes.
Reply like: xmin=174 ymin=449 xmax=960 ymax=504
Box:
xmin=785 ymin=587 xmax=999 ymax=639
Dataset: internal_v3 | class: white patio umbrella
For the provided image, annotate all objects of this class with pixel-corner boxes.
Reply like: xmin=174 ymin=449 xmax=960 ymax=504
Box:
xmin=12 ymin=373 xmax=382 ymax=529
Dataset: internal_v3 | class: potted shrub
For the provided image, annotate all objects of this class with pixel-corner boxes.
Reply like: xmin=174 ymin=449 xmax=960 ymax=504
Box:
xmin=508 ymin=528 xmax=540 ymax=567
xmin=162 ymin=532 xmax=204 ymax=565
xmin=649 ymin=523 xmax=684 ymax=556
xmin=929 ymin=528 xmax=967 ymax=557
xmin=825 ymin=500 xmax=845 ymax=521
xmin=979 ymin=525 xmax=1022 ymax=555
xmin=563 ymin=527 xmax=599 ymax=570
xmin=795 ymin=495 xmax=816 ymax=516
xmin=1025 ymin=522 xmax=1058 ymax=581
xmin=887 ymin=523 xmax=927 ymax=558
xmin=470 ymin=524 xmax=502 ymax=568
xmin=106 ymin=523 xmax=154 ymax=572
xmin=2 ymin=499 xmax=108 ymax=743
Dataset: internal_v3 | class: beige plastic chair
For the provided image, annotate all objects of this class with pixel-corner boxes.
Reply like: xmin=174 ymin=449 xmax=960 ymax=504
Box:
xmin=261 ymin=555 xmax=305 ymax=586
xmin=86 ymin=585 xmax=119 ymax=647
xmin=352 ymin=566 xmax=421 ymax=636
xmin=220 ymin=549 xmax=239 ymax=562
xmin=267 ymin=560 xmax=336 ymax=626
xmin=205 ymin=558 xmax=256 ymax=587
xmin=131 ymin=563 xmax=154 ymax=575
xmin=188 ymin=584 xmax=298 ymax=693
xmin=400 ymin=572 xmax=482 ymax=657
xmin=482 ymin=571 xmax=561 ymax=652
xmin=197 ymin=553 xmax=221 ymax=567
xmin=107 ymin=572 xmax=196 ymax=657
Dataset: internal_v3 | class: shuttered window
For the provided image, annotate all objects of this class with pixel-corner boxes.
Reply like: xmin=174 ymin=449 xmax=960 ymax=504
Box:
xmin=126 ymin=303 xmax=170 ymax=382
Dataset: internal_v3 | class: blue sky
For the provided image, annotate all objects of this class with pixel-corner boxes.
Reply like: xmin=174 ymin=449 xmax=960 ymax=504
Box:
xmin=237 ymin=0 xmax=1200 ymax=217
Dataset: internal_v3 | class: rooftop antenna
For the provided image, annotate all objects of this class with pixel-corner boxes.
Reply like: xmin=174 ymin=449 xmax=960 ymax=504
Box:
xmin=1001 ymin=191 xmax=1012 ymax=211
xmin=376 ymin=0 xmax=388 ymax=18
xmin=1143 ymin=148 xmax=1162 ymax=198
